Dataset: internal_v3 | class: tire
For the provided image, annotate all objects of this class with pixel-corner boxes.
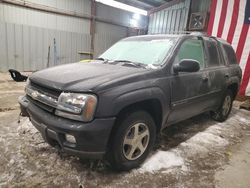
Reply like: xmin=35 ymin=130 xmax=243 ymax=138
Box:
xmin=108 ymin=111 xmax=156 ymax=171
xmin=211 ymin=89 xmax=233 ymax=122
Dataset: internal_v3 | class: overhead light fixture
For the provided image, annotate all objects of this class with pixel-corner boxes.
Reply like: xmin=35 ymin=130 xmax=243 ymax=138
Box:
xmin=95 ymin=0 xmax=148 ymax=16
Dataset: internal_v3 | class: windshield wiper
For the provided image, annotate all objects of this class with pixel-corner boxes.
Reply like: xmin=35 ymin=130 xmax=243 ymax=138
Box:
xmin=112 ymin=60 xmax=146 ymax=68
xmin=95 ymin=57 xmax=110 ymax=63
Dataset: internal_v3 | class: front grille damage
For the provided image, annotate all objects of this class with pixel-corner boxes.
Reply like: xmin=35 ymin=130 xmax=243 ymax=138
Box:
xmin=26 ymin=81 xmax=61 ymax=113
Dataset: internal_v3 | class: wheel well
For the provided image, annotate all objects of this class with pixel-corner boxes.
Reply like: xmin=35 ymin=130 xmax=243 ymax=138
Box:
xmin=116 ymin=99 xmax=162 ymax=133
xmin=228 ymin=83 xmax=238 ymax=99
xmin=106 ymin=99 xmax=163 ymax=152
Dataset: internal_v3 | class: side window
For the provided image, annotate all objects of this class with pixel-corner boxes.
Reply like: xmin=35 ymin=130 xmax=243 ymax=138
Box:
xmin=175 ymin=39 xmax=205 ymax=69
xmin=205 ymin=38 xmax=221 ymax=67
xmin=222 ymin=45 xmax=237 ymax=65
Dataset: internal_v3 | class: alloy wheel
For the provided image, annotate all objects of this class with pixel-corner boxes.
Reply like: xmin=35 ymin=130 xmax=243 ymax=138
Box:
xmin=122 ymin=123 xmax=150 ymax=160
xmin=222 ymin=95 xmax=231 ymax=116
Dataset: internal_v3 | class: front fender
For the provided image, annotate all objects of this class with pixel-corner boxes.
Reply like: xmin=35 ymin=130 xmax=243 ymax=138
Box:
xmin=95 ymin=87 xmax=170 ymax=119
xmin=113 ymin=87 xmax=168 ymax=115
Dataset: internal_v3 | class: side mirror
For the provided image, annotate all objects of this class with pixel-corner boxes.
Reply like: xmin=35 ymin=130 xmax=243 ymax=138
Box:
xmin=173 ymin=59 xmax=200 ymax=73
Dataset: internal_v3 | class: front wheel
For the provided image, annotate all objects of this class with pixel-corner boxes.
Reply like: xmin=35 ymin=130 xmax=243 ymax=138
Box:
xmin=108 ymin=111 xmax=156 ymax=171
xmin=211 ymin=90 xmax=233 ymax=122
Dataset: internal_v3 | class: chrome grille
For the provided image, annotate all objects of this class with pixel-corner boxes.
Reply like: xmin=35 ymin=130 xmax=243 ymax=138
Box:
xmin=30 ymin=81 xmax=61 ymax=99
xmin=26 ymin=82 xmax=61 ymax=112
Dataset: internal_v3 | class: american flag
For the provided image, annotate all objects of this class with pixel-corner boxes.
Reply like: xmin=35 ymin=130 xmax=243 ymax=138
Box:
xmin=207 ymin=0 xmax=250 ymax=96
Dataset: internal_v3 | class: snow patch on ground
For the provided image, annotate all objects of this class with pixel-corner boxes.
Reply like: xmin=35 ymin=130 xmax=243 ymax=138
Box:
xmin=137 ymin=123 xmax=229 ymax=173
xmin=186 ymin=131 xmax=228 ymax=146
xmin=239 ymin=117 xmax=250 ymax=125
xmin=138 ymin=150 xmax=185 ymax=173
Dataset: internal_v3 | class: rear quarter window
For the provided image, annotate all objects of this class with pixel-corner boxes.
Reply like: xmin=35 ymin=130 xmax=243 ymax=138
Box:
xmin=222 ymin=44 xmax=237 ymax=65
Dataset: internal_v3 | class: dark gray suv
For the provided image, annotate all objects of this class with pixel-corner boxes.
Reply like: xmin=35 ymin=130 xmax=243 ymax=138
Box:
xmin=19 ymin=33 xmax=242 ymax=171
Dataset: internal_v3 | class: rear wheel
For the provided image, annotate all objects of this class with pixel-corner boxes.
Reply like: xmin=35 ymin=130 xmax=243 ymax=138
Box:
xmin=108 ymin=111 xmax=156 ymax=171
xmin=211 ymin=89 xmax=233 ymax=122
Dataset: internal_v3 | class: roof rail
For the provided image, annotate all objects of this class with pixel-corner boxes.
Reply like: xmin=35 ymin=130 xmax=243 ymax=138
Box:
xmin=151 ymin=31 xmax=209 ymax=36
xmin=163 ymin=31 xmax=208 ymax=35
xmin=189 ymin=32 xmax=207 ymax=36
xmin=161 ymin=31 xmax=191 ymax=34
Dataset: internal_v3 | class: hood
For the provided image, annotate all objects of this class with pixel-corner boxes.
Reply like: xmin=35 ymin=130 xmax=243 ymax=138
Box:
xmin=29 ymin=61 xmax=149 ymax=92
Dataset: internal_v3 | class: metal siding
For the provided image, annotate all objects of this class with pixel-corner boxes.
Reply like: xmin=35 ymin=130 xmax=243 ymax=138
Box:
xmin=27 ymin=0 xmax=91 ymax=15
xmin=175 ymin=9 xmax=181 ymax=31
xmin=167 ymin=9 xmax=173 ymax=33
xmin=164 ymin=11 xmax=168 ymax=33
xmin=1 ymin=3 xmax=90 ymax=34
xmin=183 ymin=0 xmax=190 ymax=31
xmin=0 ymin=23 xmax=8 ymax=71
xmin=0 ymin=21 xmax=92 ymax=71
xmin=0 ymin=3 xmax=4 ymax=22
xmin=148 ymin=14 xmax=153 ymax=33
xmin=152 ymin=13 xmax=156 ymax=33
xmin=171 ymin=9 xmax=175 ymax=33
xmin=22 ymin=25 xmax=30 ymax=71
xmin=6 ymin=23 xmax=15 ymax=70
xmin=159 ymin=11 xmax=164 ymax=33
xmin=94 ymin=21 xmax=127 ymax=57
xmin=161 ymin=11 xmax=166 ymax=33
xmin=155 ymin=12 xmax=160 ymax=33
xmin=191 ymin=0 xmax=211 ymax=13
xmin=150 ymin=14 xmax=155 ymax=33
xmin=14 ymin=24 xmax=23 ymax=71
xmin=148 ymin=0 xmax=191 ymax=34
xmin=0 ymin=0 xmax=133 ymax=71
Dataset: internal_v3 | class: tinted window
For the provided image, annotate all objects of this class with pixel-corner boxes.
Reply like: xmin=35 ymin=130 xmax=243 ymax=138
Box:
xmin=222 ymin=44 xmax=237 ymax=64
xmin=175 ymin=39 xmax=205 ymax=69
xmin=205 ymin=39 xmax=220 ymax=67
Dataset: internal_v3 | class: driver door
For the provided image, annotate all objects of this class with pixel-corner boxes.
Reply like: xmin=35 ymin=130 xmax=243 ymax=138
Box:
xmin=167 ymin=37 xmax=210 ymax=124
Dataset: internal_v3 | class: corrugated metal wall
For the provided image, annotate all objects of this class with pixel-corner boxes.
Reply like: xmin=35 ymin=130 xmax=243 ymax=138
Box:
xmin=94 ymin=3 xmax=129 ymax=58
xmin=190 ymin=0 xmax=211 ymax=13
xmin=0 ymin=0 xmax=147 ymax=72
xmin=0 ymin=0 xmax=91 ymax=34
xmin=0 ymin=22 xmax=91 ymax=71
xmin=148 ymin=0 xmax=191 ymax=34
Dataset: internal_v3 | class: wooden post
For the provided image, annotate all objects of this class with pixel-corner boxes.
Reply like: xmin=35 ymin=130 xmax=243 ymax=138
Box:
xmin=90 ymin=0 xmax=96 ymax=59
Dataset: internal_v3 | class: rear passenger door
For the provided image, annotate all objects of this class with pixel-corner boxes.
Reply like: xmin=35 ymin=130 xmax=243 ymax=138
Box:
xmin=203 ymin=37 xmax=228 ymax=108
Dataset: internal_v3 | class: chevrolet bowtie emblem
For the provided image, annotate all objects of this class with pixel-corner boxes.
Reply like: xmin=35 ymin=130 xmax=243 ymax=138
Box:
xmin=31 ymin=91 xmax=39 ymax=99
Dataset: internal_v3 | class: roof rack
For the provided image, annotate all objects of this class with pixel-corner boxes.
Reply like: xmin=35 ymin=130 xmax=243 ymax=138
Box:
xmin=162 ymin=31 xmax=207 ymax=36
xmin=189 ymin=32 xmax=207 ymax=36
xmin=160 ymin=31 xmax=191 ymax=34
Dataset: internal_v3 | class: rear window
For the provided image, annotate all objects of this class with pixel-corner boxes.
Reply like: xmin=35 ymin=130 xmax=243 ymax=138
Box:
xmin=222 ymin=44 xmax=237 ymax=65
xmin=205 ymin=38 xmax=221 ymax=67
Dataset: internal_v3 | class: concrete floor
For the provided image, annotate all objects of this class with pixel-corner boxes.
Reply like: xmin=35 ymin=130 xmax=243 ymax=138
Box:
xmin=0 ymin=72 xmax=250 ymax=188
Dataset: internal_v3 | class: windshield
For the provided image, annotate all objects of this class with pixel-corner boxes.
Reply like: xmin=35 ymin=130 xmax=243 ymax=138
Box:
xmin=99 ymin=38 xmax=177 ymax=65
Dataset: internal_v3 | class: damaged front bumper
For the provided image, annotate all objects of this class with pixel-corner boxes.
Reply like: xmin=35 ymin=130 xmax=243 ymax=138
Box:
xmin=18 ymin=95 xmax=116 ymax=159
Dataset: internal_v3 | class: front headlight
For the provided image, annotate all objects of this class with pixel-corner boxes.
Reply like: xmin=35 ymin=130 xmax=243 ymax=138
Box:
xmin=55 ymin=93 xmax=97 ymax=122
